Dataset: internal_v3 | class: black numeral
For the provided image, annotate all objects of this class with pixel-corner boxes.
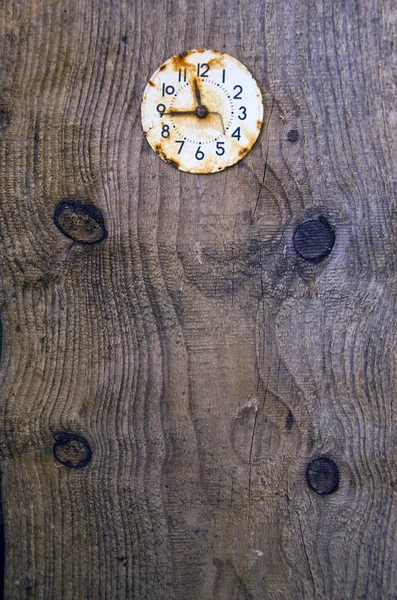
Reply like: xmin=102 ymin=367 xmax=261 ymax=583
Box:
xmin=238 ymin=106 xmax=247 ymax=120
xmin=161 ymin=124 xmax=170 ymax=138
xmin=222 ymin=69 xmax=226 ymax=83
xmin=178 ymin=68 xmax=187 ymax=82
xmin=195 ymin=146 xmax=204 ymax=160
xmin=197 ymin=63 xmax=209 ymax=77
xmin=233 ymin=85 xmax=243 ymax=99
xmin=162 ymin=83 xmax=175 ymax=96
xmin=176 ymin=140 xmax=185 ymax=154
xmin=231 ymin=127 xmax=241 ymax=141
xmin=215 ymin=141 xmax=225 ymax=156
xmin=156 ymin=103 xmax=166 ymax=115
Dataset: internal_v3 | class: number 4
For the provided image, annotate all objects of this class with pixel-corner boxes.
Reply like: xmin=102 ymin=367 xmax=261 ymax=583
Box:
xmin=231 ymin=127 xmax=241 ymax=141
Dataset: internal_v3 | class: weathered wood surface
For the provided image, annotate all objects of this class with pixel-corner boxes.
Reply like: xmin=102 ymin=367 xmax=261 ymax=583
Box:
xmin=0 ymin=0 xmax=396 ymax=598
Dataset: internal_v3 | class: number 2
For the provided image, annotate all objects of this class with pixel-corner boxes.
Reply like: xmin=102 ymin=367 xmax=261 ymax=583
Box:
xmin=233 ymin=85 xmax=243 ymax=99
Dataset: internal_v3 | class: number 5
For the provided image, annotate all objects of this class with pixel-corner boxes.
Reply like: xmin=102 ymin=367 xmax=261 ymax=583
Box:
xmin=215 ymin=141 xmax=225 ymax=156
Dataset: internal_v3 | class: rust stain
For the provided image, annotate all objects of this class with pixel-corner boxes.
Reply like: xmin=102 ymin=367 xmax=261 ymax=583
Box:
xmin=159 ymin=64 xmax=167 ymax=71
xmin=171 ymin=48 xmax=205 ymax=71
xmin=207 ymin=55 xmax=225 ymax=69
xmin=256 ymin=120 xmax=262 ymax=129
xmin=239 ymin=147 xmax=249 ymax=156
xmin=168 ymin=49 xmax=224 ymax=76
xmin=171 ymin=51 xmax=193 ymax=70
xmin=165 ymin=158 xmax=180 ymax=169
xmin=154 ymin=143 xmax=180 ymax=169
xmin=148 ymin=80 xmax=155 ymax=86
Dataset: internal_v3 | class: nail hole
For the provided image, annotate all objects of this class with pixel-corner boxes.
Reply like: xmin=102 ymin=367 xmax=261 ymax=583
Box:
xmin=53 ymin=433 xmax=92 ymax=468
xmin=53 ymin=200 xmax=108 ymax=244
xmin=293 ymin=217 xmax=335 ymax=263
xmin=306 ymin=456 xmax=339 ymax=495
xmin=287 ymin=129 xmax=299 ymax=142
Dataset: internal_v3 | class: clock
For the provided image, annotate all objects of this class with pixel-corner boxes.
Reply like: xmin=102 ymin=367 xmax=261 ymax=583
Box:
xmin=141 ymin=49 xmax=264 ymax=174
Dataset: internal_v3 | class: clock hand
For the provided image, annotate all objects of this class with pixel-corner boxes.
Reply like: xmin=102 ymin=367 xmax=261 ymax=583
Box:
xmin=167 ymin=110 xmax=197 ymax=115
xmin=193 ymin=79 xmax=202 ymax=106
xmin=167 ymin=106 xmax=209 ymax=118
xmin=209 ymin=112 xmax=226 ymax=134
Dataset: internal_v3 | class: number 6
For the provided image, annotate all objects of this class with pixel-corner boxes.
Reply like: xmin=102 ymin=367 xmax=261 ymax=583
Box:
xmin=195 ymin=146 xmax=204 ymax=160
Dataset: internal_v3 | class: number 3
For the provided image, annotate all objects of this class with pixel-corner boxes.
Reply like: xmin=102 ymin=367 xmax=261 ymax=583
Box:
xmin=238 ymin=106 xmax=247 ymax=120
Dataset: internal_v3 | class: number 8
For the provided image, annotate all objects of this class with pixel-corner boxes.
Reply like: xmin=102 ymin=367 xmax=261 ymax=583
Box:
xmin=161 ymin=124 xmax=170 ymax=138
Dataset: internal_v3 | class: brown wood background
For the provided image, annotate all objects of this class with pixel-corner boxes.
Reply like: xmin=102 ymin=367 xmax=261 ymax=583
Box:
xmin=0 ymin=0 xmax=397 ymax=598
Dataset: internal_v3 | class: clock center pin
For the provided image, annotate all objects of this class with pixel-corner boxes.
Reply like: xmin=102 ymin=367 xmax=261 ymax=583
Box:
xmin=195 ymin=105 xmax=208 ymax=118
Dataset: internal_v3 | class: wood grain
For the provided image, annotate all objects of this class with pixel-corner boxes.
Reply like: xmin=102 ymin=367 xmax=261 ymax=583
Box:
xmin=0 ymin=0 xmax=397 ymax=598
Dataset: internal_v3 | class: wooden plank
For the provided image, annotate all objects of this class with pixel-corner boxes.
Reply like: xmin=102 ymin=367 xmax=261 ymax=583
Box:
xmin=0 ymin=0 xmax=396 ymax=598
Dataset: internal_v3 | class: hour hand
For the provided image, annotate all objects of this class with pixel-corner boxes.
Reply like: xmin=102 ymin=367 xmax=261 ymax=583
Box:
xmin=193 ymin=80 xmax=202 ymax=106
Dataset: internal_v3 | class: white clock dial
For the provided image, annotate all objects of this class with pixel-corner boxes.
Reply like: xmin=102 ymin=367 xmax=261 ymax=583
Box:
xmin=141 ymin=49 xmax=264 ymax=174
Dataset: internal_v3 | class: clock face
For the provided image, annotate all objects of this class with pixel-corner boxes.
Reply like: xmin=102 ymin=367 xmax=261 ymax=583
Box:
xmin=141 ymin=49 xmax=263 ymax=174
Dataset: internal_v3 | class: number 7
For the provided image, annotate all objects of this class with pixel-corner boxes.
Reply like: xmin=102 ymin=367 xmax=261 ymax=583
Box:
xmin=176 ymin=140 xmax=185 ymax=154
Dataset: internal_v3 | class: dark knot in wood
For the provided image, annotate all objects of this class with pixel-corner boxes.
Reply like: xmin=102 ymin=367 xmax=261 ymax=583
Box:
xmin=53 ymin=433 xmax=92 ymax=468
xmin=306 ymin=456 xmax=339 ymax=495
xmin=53 ymin=200 xmax=108 ymax=244
xmin=293 ymin=217 xmax=335 ymax=263
xmin=287 ymin=129 xmax=299 ymax=142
